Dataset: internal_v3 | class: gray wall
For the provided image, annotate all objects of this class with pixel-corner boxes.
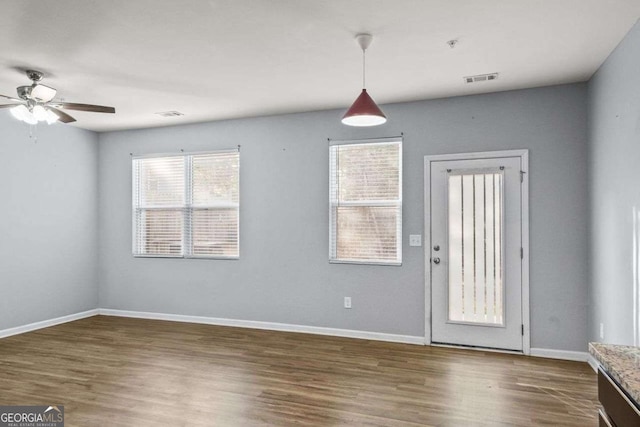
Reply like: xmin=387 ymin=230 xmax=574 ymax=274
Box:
xmin=0 ymin=114 xmax=99 ymax=329
xmin=588 ymin=20 xmax=640 ymax=346
xmin=98 ymin=83 xmax=589 ymax=351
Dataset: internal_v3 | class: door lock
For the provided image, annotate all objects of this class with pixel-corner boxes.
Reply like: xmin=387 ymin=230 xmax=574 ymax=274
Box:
xmin=432 ymin=257 xmax=441 ymax=265
xmin=433 ymin=245 xmax=440 ymax=251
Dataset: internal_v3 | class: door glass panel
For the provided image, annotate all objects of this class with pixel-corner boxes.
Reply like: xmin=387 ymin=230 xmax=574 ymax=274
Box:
xmin=448 ymin=171 xmax=504 ymax=325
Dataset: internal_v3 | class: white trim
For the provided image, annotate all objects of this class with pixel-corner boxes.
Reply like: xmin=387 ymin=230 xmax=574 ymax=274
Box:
xmin=423 ymin=149 xmax=529 ymax=163
xmin=328 ymin=136 xmax=403 ymax=146
xmin=588 ymin=354 xmax=600 ymax=372
xmin=0 ymin=309 xmax=99 ymax=339
xmin=132 ymin=151 xmax=240 ymax=259
xmin=131 ymin=147 xmax=239 ymax=160
xmin=424 ymin=149 xmax=530 ymax=354
xmin=431 ymin=343 xmax=522 ymax=355
xmin=424 ymin=155 xmax=433 ymax=345
xmin=0 ymin=309 xmax=593 ymax=364
xmin=329 ymin=139 xmax=403 ymax=265
xmin=520 ymin=150 xmax=531 ymax=355
xmin=98 ymin=309 xmax=425 ymax=345
xmin=529 ymin=348 xmax=590 ymax=362
xmin=329 ymin=259 xmax=402 ymax=266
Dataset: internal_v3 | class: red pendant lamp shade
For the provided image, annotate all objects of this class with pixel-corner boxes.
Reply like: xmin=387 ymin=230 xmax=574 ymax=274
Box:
xmin=342 ymin=33 xmax=387 ymax=127
xmin=341 ymin=89 xmax=387 ymax=126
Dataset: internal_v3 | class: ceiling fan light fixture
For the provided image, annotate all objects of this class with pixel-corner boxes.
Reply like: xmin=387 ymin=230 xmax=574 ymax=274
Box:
xmin=342 ymin=33 xmax=387 ymax=127
xmin=30 ymin=84 xmax=57 ymax=103
xmin=32 ymin=105 xmax=48 ymax=121
xmin=23 ymin=111 xmax=37 ymax=125
xmin=45 ymin=109 xmax=58 ymax=125
xmin=10 ymin=105 xmax=37 ymax=125
xmin=9 ymin=104 xmax=58 ymax=125
xmin=10 ymin=105 xmax=26 ymax=120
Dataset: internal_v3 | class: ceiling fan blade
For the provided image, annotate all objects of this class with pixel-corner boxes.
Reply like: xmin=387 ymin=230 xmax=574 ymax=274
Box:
xmin=0 ymin=103 xmax=20 ymax=109
xmin=54 ymin=102 xmax=115 ymax=114
xmin=31 ymin=84 xmax=57 ymax=102
xmin=49 ymin=107 xmax=76 ymax=123
xmin=0 ymin=94 xmax=22 ymax=102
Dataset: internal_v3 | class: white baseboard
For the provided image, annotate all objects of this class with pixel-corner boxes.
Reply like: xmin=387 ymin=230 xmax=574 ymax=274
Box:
xmin=0 ymin=309 xmax=598 ymax=365
xmin=530 ymin=347 xmax=590 ymax=362
xmin=587 ymin=354 xmax=600 ymax=372
xmin=0 ymin=309 xmax=99 ymax=339
xmin=98 ymin=308 xmax=425 ymax=345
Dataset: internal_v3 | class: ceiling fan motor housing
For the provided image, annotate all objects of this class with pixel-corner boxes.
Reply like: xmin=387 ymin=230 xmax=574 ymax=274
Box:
xmin=17 ymin=86 xmax=32 ymax=100
xmin=26 ymin=70 xmax=44 ymax=82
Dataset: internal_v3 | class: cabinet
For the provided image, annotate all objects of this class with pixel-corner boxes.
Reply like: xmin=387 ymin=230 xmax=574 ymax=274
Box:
xmin=599 ymin=368 xmax=640 ymax=427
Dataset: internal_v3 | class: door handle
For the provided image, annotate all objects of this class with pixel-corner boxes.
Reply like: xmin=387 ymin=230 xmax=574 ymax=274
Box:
xmin=432 ymin=257 xmax=440 ymax=265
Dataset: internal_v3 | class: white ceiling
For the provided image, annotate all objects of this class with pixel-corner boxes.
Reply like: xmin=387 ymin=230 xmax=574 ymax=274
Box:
xmin=1 ymin=0 xmax=639 ymax=132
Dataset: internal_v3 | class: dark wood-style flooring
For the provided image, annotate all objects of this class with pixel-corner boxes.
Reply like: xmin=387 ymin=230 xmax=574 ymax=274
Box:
xmin=0 ymin=316 xmax=597 ymax=426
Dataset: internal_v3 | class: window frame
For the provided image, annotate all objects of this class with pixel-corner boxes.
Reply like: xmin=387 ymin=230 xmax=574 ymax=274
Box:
xmin=329 ymin=137 xmax=403 ymax=266
xmin=132 ymin=149 xmax=240 ymax=260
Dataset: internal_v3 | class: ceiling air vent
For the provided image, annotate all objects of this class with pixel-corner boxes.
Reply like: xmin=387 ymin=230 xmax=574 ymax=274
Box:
xmin=464 ymin=73 xmax=499 ymax=84
xmin=155 ymin=111 xmax=184 ymax=117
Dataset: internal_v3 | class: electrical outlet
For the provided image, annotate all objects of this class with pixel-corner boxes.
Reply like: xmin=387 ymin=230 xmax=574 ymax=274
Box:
xmin=600 ymin=323 xmax=604 ymax=339
xmin=344 ymin=297 xmax=352 ymax=309
xmin=409 ymin=234 xmax=422 ymax=247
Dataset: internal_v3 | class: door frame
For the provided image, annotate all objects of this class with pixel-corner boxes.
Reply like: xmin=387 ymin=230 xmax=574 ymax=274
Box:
xmin=424 ymin=149 xmax=530 ymax=355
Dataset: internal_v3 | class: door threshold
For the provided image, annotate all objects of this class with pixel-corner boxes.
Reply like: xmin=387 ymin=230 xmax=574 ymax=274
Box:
xmin=431 ymin=342 xmax=524 ymax=355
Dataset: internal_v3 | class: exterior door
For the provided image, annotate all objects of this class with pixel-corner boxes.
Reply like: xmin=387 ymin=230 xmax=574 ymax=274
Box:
xmin=428 ymin=154 xmax=525 ymax=351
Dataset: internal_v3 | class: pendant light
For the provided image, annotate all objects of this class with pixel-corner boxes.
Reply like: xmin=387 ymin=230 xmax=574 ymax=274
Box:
xmin=342 ymin=33 xmax=387 ymax=127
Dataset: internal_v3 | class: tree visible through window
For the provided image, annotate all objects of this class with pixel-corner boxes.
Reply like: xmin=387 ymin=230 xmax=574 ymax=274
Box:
xmin=132 ymin=150 xmax=239 ymax=258
xmin=329 ymin=139 xmax=402 ymax=264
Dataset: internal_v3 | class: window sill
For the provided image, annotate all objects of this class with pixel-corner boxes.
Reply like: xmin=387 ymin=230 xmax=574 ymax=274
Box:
xmin=329 ymin=259 xmax=402 ymax=267
xmin=133 ymin=254 xmax=239 ymax=260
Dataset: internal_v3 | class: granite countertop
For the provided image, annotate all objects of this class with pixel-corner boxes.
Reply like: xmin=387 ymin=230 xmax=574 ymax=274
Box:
xmin=590 ymin=342 xmax=640 ymax=405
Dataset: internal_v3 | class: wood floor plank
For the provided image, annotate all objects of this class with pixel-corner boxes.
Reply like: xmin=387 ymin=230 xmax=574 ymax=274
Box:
xmin=0 ymin=316 xmax=597 ymax=426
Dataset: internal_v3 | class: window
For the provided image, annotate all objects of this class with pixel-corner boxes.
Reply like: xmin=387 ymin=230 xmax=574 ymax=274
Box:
xmin=132 ymin=150 xmax=239 ymax=258
xmin=329 ymin=138 xmax=402 ymax=265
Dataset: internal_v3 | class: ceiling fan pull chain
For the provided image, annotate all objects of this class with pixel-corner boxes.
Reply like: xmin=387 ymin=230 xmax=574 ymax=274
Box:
xmin=29 ymin=124 xmax=38 ymax=143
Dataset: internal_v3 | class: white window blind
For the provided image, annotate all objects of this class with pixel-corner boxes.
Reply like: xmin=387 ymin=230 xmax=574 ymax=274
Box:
xmin=329 ymin=139 xmax=402 ymax=265
xmin=133 ymin=150 xmax=239 ymax=258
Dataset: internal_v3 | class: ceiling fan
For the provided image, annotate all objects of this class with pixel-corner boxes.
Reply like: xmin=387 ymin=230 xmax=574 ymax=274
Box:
xmin=0 ymin=69 xmax=115 ymax=124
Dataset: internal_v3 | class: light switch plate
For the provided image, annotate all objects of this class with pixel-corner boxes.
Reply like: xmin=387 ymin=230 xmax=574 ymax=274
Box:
xmin=409 ymin=234 xmax=422 ymax=247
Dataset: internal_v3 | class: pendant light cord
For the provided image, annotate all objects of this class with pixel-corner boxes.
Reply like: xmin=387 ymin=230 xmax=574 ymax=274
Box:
xmin=362 ymin=48 xmax=366 ymax=89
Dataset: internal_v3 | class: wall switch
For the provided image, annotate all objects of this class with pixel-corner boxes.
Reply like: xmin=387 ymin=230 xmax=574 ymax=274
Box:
xmin=600 ymin=323 xmax=604 ymax=339
xmin=409 ymin=234 xmax=422 ymax=247
xmin=344 ymin=297 xmax=352 ymax=309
